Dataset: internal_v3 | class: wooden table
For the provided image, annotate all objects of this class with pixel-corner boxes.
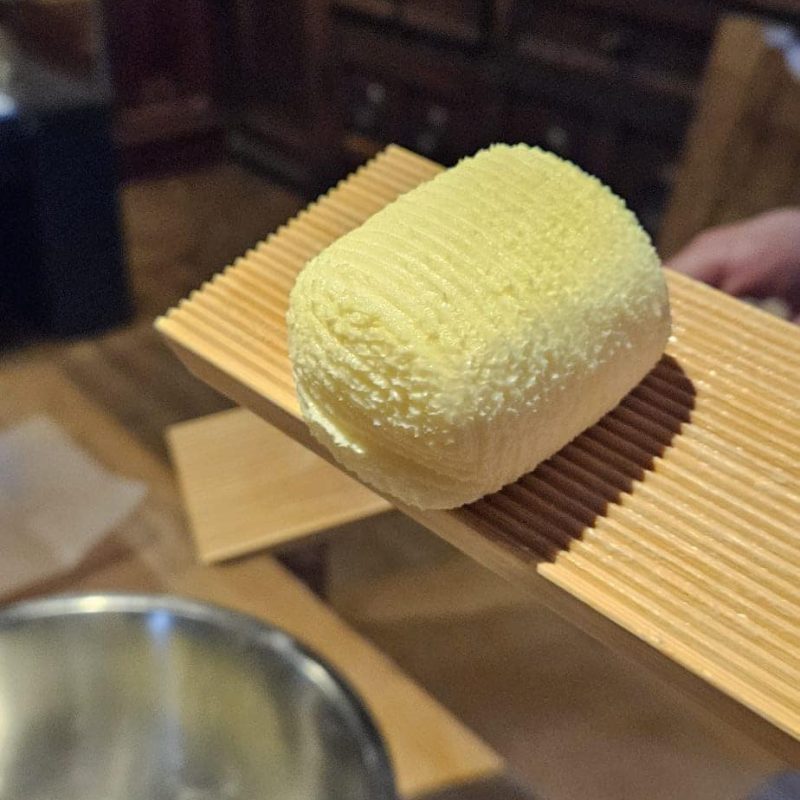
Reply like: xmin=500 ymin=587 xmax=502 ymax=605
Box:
xmin=0 ymin=349 xmax=536 ymax=800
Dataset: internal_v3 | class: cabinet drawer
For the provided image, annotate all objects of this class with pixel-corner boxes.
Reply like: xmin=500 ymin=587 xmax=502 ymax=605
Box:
xmin=340 ymin=71 xmax=407 ymax=144
xmin=340 ymin=69 xmax=498 ymax=164
xmin=513 ymin=1 xmax=707 ymax=97
xmin=334 ymin=19 xmax=490 ymax=97
xmin=399 ymin=0 xmax=486 ymax=44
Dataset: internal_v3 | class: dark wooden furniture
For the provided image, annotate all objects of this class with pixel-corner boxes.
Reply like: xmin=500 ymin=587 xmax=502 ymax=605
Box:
xmin=224 ymin=0 xmax=337 ymax=188
xmin=104 ymin=1 xmax=800 ymax=224
xmin=222 ymin=0 xmax=800 ymax=231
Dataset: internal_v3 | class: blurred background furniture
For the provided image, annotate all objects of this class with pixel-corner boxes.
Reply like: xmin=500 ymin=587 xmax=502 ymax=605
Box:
xmin=223 ymin=0 xmax=708 ymax=227
xmin=0 ymin=0 xmax=129 ymax=337
xmin=659 ymin=13 xmax=800 ymax=257
xmin=5 ymin=1 xmax=800 ymax=343
xmin=104 ymin=0 xmax=800 ymax=233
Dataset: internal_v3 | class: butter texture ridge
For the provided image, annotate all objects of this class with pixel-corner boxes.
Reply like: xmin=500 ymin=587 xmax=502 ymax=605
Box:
xmin=287 ymin=144 xmax=671 ymax=509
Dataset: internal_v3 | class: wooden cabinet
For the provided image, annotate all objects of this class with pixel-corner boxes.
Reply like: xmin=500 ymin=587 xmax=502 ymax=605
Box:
xmin=223 ymin=0 xmax=727 ymax=227
xmin=316 ymin=0 xmax=708 ymax=231
xmin=503 ymin=1 xmax=710 ymax=232
xmin=502 ymin=96 xmax=597 ymax=170
xmin=115 ymin=0 xmax=800 ymax=228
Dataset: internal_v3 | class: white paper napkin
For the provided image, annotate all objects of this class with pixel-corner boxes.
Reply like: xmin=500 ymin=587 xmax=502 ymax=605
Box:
xmin=0 ymin=416 xmax=147 ymax=595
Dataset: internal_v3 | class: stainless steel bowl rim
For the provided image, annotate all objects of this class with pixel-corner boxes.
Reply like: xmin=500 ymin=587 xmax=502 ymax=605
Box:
xmin=0 ymin=592 xmax=397 ymax=799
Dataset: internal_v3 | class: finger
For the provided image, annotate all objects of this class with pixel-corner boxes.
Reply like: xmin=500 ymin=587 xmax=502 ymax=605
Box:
xmin=664 ymin=242 xmax=727 ymax=287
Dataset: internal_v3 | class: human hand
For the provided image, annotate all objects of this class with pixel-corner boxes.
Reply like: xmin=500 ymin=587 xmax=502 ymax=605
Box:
xmin=665 ymin=208 xmax=800 ymax=322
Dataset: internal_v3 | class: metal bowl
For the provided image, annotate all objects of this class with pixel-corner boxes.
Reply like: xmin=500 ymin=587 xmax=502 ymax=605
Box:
xmin=0 ymin=594 xmax=396 ymax=800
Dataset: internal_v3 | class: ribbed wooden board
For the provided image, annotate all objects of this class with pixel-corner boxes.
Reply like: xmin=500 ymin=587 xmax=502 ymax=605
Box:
xmin=156 ymin=145 xmax=800 ymax=761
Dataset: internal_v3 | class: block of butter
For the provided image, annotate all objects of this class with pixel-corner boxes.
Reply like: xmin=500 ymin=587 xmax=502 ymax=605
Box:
xmin=287 ymin=144 xmax=671 ymax=509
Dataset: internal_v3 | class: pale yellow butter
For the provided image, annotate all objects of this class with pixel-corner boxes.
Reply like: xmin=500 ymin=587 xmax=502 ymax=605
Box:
xmin=287 ymin=144 xmax=671 ymax=509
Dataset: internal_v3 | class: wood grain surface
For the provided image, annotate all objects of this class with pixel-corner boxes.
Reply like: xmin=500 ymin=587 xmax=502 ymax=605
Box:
xmin=0 ymin=356 xmax=503 ymax=800
xmin=156 ymin=145 xmax=800 ymax=760
xmin=167 ymin=408 xmax=390 ymax=563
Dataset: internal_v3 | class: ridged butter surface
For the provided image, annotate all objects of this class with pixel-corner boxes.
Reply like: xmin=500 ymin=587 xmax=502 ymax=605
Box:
xmin=287 ymin=144 xmax=671 ymax=509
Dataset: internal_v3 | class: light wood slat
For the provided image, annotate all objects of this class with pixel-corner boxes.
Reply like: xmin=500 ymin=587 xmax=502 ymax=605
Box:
xmin=156 ymin=145 xmax=800 ymax=762
xmin=167 ymin=408 xmax=391 ymax=564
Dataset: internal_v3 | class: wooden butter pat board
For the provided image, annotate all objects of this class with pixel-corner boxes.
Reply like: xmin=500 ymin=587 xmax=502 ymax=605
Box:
xmin=156 ymin=145 xmax=800 ymax=761
xmin=168 ymin=408 xmax=390 ymax=563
